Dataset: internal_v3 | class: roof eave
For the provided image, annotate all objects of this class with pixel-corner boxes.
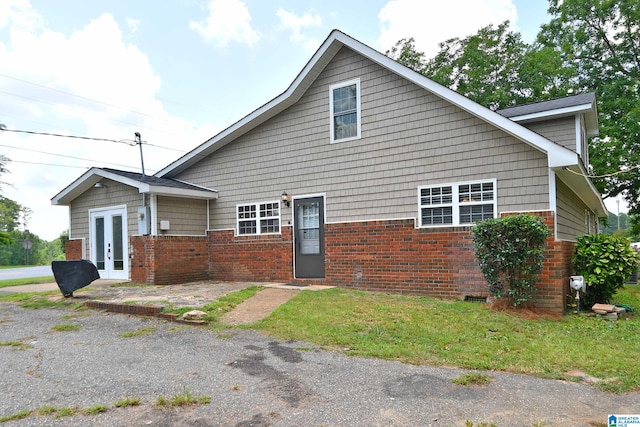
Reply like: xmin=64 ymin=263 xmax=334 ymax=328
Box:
xmin=141 ymin=184 xmax=218 ymax=200
xmin=554 ymin=163 xmax=607 ymax=217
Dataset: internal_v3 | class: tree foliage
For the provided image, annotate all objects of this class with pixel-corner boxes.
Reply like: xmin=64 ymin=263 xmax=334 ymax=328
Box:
xmin=537 ymin=0 xmax=640 ymax=211
xmin=472 ymin=214 xmax=550 ymax=307
xmin=572 ymin=234 xmax=638 ymax=306
xmin=387 ymin=21 xmax=577 ymax=111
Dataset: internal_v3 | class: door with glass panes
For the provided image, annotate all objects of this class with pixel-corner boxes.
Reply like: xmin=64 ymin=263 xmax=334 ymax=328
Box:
xmin=89 ymin=207 xmax=128 ymax=280
xmin=293 ymin=196 xmax=325 ymax=278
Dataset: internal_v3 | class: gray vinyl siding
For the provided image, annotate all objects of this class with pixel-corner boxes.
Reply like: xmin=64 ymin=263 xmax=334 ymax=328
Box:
xmin=556 ymin=177 xmax=592 ymax=240
xmin=521 ymin=117 xmax=576 ymax=153
xmin=156 ymin=196 xmax=207 ymax=235
xmin=69 ymin=179 xmax=140 ymax=258
xmin=176 ymin=46 xmax=550 ymax=231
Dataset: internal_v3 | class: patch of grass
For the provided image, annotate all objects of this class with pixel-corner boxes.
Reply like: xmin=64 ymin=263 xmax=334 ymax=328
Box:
xmin=36 ymin=405 xmax=58 ymax=416
xmin=155 ymin=388 xmax=212 ymax=408
xmin=119 ymin=327 xmax=157 ymax=338
xmin=60 ymin=312 xmax=90 ymax=320
xmin=161 ymin=286 xmax=262 ymax=327
xmin=82 ymin=404 xmax=108 ymax=415
xmin=54 ymin=407 xmax=78 ymax=418
xmin=465 ymin=422 xmax=498 ymax=427
xmin=114 ymin=397 xmax=141 ymax=408
xmin=109 ymin=282 xmax=153 ymax=288
xmin=0 ymin=339 xmax=33 ymax=350
xmin=0 ymin=409 xmax=30 ymax=422
xmin=453 ymin=372 xmax=492 ymax=386
xmin=0 ymin=291 xmax=85 ymax=310
xmin=0 ymin=276 xmax=55 ymax=289
xmin=50 ymin=323 xmax=80 ymax=332
xmin=255 ymin=287 xmax=640 ymax=392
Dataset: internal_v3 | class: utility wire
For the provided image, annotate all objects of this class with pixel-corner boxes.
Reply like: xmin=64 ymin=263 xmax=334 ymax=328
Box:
xmin=563 ymin=164 xmax=640 ymax=179
xmin=1 ymin=128 xmax=187 ymax=153
xmin=2 ymin=128 xmax=136 ymax=145
xmin=0 ymin=143 xmax=138 ymax=169
xmin=9 ymin=160 xmax=92 ymax=169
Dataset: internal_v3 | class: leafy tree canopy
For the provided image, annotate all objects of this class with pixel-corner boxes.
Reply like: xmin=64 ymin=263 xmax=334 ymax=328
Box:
xmin=537 ymin=0 xmax=640 ymax=213
xmin=387 ymin=21 xmax=577 ymax=111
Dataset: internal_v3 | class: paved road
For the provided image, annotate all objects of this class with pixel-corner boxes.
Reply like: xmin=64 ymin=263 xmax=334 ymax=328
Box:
xmin=1 ymin=303 xmax=638 ymax=426
xmin=0 ymin=265 xmax=52 ymax=280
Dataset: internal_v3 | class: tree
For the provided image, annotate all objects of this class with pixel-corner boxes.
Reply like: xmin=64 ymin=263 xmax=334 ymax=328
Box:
xmin=537 ymin=0 xmax=640 ymax=213
xmin=387 ymin=21 xmax=577 ymax=111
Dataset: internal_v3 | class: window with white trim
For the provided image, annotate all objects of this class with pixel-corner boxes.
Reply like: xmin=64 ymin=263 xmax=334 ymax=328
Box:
xmin=330 ymin=78 xmax=361 ymax=142
xmin=419 ymin=180 xmax=496 ymax=227
xmin=237 ymin=201 xmax=280 ymax=235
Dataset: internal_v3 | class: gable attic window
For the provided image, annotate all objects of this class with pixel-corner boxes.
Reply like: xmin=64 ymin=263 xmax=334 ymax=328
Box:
xmin=237 ymin=201 xmax=280 ymax=235
xmin=330 ymin=78 xmax=361 ymax=143
xmin=419 ymin=180 xmax=497 ymax=227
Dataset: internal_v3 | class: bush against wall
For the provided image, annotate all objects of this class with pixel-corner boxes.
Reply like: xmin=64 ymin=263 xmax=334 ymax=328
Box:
xmin=472 ymin=214 xmax=550 ymax=306
xmin=572 ymin=234 xmax=638 ymax=307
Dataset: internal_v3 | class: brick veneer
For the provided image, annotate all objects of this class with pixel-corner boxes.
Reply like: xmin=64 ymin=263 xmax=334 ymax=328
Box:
xmin=65 ymin=239 xmax=84 ymax=260
xmin=127 ymin=210 xmax=572 ymax=314
xmin=130 ymin=235 xmax=209 ymax=284
xmin=207 ymin=227 xmax=293 ymax=282
xmin=324 ymin=219 xmax=487 ymax=298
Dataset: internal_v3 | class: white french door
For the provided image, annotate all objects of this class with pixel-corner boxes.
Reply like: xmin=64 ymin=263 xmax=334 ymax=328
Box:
xmin=89 ymin=207 xmax=128 ymax=280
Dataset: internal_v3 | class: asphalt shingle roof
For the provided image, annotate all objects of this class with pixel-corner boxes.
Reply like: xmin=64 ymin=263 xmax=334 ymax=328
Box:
xmin=496 ymin=93 xmax=595 ymax=118
xmin=101 ymin=168 xmax=215 ymax=192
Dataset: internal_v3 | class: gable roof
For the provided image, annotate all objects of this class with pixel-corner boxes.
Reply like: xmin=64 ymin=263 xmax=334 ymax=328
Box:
xmin=497 ymin=92 xmax=599 ymax=137
xmin=157 ymin=29 xmax=584 ymax=178
xmin=51 ymin=167 xmax=218 ymax=206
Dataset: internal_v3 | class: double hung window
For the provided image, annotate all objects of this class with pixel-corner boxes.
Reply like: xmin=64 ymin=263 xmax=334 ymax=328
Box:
xmin=237 ymin=201 xmax=280 ymax=235
xmin=330 ymin=79 xmax=361 ymax=142
xmin=419 ymin=180 xmax=496 ymax=227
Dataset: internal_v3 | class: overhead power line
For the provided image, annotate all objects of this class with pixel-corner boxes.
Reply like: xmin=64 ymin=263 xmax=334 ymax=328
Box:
xmin=1 ymin=128 xmax=187 ymax=152
xmin=563 ymin=164 xmax=640 ymax=179
xmin=2 ymin=128 xmax=136 ymax=145
xmin=0 ymin=143 xmax=137 ymax=169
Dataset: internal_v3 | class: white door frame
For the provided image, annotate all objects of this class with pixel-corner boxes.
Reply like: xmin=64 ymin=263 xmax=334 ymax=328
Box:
xmin=89 ymin=205 xmax=128 ymax=280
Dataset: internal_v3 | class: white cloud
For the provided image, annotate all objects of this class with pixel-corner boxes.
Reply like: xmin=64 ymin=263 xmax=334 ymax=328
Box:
xmin=126 ymin=17 xmax=141 ymax=33
xmin=0 ymin=5 xmax=215 ymax=240
xmin=377 ymin=0 xmax=518 ymax=57
xmin=276 ymin=8 xmax=322 ymax=52
xmin=0 ymin=0 xmax=43 ymax=32
xmin=189 ymin=0 xmax=260 ymax=49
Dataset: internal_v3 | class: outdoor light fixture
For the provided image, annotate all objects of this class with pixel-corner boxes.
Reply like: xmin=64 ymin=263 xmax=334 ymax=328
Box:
xmin=281 ymin=191 xmax=290 ymax=207
xmin=94 ymin=182 xmax=107 ymax=188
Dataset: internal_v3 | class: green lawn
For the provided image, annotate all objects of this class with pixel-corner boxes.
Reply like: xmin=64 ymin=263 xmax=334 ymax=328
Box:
xmin=255 ymin=285 xmax=640 ymax=393
xmin=0 ymin=276 xmax=55 ymax=289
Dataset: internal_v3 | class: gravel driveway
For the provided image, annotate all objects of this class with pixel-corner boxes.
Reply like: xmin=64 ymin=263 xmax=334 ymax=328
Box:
xmin=1 ymin=303 xmax=638 ymax=426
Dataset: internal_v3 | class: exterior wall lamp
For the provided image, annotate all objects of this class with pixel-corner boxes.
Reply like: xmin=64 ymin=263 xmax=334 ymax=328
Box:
xmin=281 ymin=191 xmax=291 ymax=207
xmin=94 ymin=182 xmax=108 ymax=188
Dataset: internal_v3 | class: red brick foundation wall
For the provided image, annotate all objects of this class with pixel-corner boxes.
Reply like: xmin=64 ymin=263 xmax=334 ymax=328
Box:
xmin=130 ymin=235 xmax=209 ymax=285
xmin=65 ymin=239 xmax=84 ymax=260
xmin=324 ymin=219 xmax=487 ymax=298
xmin=207 ymin=227 xmax=293 ymax=282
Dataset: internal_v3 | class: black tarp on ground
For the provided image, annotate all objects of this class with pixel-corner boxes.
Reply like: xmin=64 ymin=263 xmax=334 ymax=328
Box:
xmin=51 ymin=260 xmax=100 ymax=297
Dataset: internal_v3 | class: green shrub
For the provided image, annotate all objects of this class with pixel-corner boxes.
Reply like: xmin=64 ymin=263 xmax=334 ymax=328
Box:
xmin=472 ymin=214 xmax=550 ymax=306
xmin=572 ymin=234 xmax=638 ymax=307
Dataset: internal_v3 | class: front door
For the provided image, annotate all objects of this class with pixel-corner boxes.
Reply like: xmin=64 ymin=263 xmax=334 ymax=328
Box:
xmin=294 ymin=196 xmax=325 ymax=278
xmin=89 ymin=207 xmax=128 ymax=280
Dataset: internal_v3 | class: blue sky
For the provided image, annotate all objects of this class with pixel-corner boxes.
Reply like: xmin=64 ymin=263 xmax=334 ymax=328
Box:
xmin=1 ymin=0 xmax=571 ymax=241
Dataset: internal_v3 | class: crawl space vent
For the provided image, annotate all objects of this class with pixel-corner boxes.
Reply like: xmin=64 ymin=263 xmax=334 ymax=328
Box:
xmin=464 ymin=295 xmax=488 ymax=303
